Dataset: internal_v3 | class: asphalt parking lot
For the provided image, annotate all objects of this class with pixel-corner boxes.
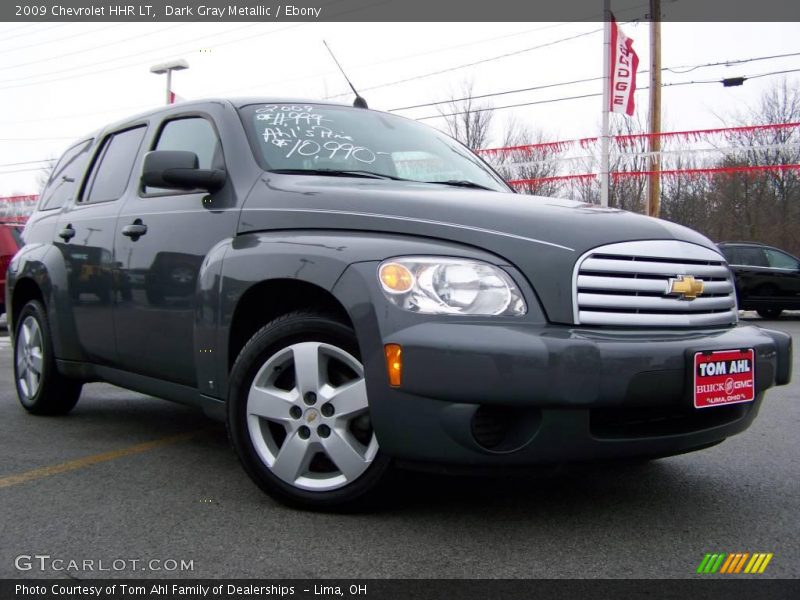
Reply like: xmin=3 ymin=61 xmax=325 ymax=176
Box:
xmin=0 ymin=313 xmax=798 ymax=580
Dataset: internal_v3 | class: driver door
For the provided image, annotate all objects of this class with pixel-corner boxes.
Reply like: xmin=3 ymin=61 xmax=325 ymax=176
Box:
xmin=112 ymin=114 xmax=239 ymax=387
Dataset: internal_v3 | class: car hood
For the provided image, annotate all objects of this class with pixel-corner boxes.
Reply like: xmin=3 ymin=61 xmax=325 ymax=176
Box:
xmin=239 ymin=174 xmax=720 ymax=323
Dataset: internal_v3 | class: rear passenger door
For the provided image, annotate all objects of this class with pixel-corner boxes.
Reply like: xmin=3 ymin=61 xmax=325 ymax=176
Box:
xmin=113 ymin=112 xmax=240 ymax=387
xmin=56 ymin=126 xmax=147 ymax=365
xmin=26 ymin=138 xmax=94 ymax=246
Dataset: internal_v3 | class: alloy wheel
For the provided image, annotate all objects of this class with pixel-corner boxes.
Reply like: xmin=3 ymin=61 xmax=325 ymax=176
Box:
xmin=16 ymin=315 xmax=44 ymax=401
xmin=246 ymin=341 xmax=378 ymax=491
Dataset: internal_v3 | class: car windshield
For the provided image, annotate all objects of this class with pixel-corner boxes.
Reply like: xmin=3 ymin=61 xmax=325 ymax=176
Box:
xmin=239 ymin=103 xmax=510 ymax=192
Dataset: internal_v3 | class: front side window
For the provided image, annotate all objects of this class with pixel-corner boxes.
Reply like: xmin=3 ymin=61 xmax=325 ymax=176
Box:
xmin=145 ymin=117 xmax=221 ymax=194
xmin=239 ymin=103 xmax=510 ymax=192
xmin=38 ymin=139 xmax=93 ymax=211
xmin=765 ymin=248 xmax=800 ymax=270
xmin=84 ymin=126 xmax=147 ymax=203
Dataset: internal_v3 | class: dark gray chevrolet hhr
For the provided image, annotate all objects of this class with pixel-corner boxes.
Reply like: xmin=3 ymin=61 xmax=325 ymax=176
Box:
xmin=7 ymin=99 xmax=792 ymax=509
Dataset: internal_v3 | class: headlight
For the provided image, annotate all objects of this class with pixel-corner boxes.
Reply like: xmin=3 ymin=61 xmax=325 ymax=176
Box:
xmin=378 ymin=257 xmax=526 ymax=316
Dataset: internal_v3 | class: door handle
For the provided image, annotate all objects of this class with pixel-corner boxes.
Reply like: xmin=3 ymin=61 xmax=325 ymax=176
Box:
xmin=58 ymin=225 xmax=76 ymax=241
xmin=121 ymin=220 xmax=147 ymax=240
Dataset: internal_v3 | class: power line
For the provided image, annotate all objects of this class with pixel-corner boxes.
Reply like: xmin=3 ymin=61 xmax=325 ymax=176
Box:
xmin=419 ymin=92 xmax=605 ymax=120
xmin=0 ymin=22 xmax=43 ymax=35
xmin=390 ymin=75 xmax=605 ymax=112
xmin=0 ymin=159 xmax=57 ymax=168
xmin=209 ymin=1 xmax=649 ymax=98
xmin=323 ymin=27 xmax=605 ymax=100
xmin=212 ymin=21 xmax=607 ymax=97
xmin=7 ymin=68 xmax=800 ymax=159
xmin=390 ymin=51 xmax=800 ymax=113
xmin=0 ymin=166 xmax=53 ymax=175
xmin=416 ymin=68 xmax=800 ymax=120
xmin=3 ymin=23 xmax=129 ymax=53
xmin=0 ymin=0 xmax=358 ymax=89
xmin=0 ymin=24 xmax=191 ymax=73
xmin=0 ymin=103 xmax=157 ymax=126
xmin=319 ymin=3 xmax=651 ymax=100
xmin=748 ymin=67 xmax=800 ymax=80
xmin=0 ymin=23 xmax=69 ymax=43
xmin=0 ymin=23 xmax=266 ymax=87
xmin=664 ymin=51 xmax=800 ymax=74
xmin=0 ymin=137 xmax=78 ymax=142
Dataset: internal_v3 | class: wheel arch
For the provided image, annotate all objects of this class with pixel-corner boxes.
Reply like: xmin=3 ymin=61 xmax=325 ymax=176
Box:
xmin=227 ymin=278 xmax=354 ymax=373
xmin=8 ymin=245 xmax=84 ymax=362
xmin=10 ymin=277 xmax=45 ymax=344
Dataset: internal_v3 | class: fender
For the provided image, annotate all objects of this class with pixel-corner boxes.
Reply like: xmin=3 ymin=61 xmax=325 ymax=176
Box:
xmin=203 ymin=229 xmax=519 ymax=399
xmin=8 ymin=242 xmax=86 ymax=363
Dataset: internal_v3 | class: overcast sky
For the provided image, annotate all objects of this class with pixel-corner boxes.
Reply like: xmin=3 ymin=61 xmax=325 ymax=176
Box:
xmin=1 ymin=19 xmax=798 ymax=195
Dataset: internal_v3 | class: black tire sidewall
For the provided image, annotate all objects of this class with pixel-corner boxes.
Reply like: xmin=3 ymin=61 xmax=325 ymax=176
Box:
xmin=14 ymin=300 xmax=55 ymax=410
xmin=227 ymin=312 xmax=391 ymax=510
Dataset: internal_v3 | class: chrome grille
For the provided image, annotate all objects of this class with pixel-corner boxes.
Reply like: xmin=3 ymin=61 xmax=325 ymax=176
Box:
xmin=573 ymin=240 xmax=738 ymax=327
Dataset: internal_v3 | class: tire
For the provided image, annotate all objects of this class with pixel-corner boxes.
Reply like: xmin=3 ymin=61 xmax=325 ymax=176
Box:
xmin=14 ymin=300 xmax=82 ymax=415
xmin=757 ymin=308 xmax=782 ymax=319
xmin=227 ymin=310 xmax=391 ymax=511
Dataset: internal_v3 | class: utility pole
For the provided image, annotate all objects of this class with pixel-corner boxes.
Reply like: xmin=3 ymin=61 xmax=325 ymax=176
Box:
xmin=647 ymin=0 xmax=662 ymax=217
xmin=150 ymin=59 xmax=189 ymax=105
xmin=600 ymin=0 xmax=611 ymax=208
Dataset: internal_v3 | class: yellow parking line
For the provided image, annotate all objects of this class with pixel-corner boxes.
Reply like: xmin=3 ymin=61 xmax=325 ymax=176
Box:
xmin=0 ymin=432 xmax=197 ymax=489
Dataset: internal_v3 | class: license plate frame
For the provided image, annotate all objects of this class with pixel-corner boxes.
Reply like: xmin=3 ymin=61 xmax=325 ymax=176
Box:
xmin=693 ymin=349 xmax=755 ymax=409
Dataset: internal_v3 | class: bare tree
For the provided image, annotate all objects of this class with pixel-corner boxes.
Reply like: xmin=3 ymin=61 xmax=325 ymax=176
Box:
xmin=437 ymin=79 xmax=494 ymax=150
xmin=492 ymin=116 xmax=562 ymax=197
xmin=564 ymin=110 xmax=650 ymax=209
xmin=659 ymin=80 xmax=800 ymax=254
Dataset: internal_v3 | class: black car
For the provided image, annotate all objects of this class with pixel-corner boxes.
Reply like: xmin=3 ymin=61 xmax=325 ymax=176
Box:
xmin=6 ymin=99 xmax=792 ymax=510
xmin=717 ymin=241 xmax=800 ymax=319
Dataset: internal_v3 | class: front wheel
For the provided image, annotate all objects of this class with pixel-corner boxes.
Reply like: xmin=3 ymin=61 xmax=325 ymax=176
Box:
xmin=14 ymin=300 xmax=82 ymax=415
xmin=227 ymin=311 xmax=390 ymax=510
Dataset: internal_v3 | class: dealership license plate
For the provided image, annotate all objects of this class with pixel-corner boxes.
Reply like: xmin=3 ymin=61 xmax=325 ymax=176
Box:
xmin=693 ymin=349 xmax=755 ymax=409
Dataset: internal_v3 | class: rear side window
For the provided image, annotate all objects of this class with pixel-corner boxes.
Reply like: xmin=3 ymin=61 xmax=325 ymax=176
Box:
xmin=145 ymin=117 xmax=221 ymax=194
xmin=84 ymin=126 xmax=147 ymax=203
xmin=725 ymin=246 xmax=768 ymax=267
xmin=38 ymin=139 xmax=93 ymax=211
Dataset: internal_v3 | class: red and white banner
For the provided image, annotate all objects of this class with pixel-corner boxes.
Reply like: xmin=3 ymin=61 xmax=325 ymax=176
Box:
xmin=609 ymin=18 xmax=639 ymax=117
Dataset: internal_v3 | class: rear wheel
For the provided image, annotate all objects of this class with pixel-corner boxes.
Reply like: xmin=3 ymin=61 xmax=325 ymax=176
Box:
xmin=14 ymin=300 xmax=82 ymax=415
xmin=227 ymin=311 xmax=390 ymax=510
xmin=757 ymin=308 xmax=782 ymax=319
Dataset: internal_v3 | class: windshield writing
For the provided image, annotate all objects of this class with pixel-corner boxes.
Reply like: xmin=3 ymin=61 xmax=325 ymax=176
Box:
xmin=242 ymin=104 xmax=509 ymax=192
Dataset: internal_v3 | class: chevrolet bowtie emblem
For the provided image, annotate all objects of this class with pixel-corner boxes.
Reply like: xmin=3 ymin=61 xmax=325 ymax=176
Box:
xmin=667 ymin=275 xmax=705 ymax=300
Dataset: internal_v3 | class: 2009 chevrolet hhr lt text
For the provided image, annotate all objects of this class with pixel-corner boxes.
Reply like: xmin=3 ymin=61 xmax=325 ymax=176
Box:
xmin=7 ymin=99 xmax=792 ymax=509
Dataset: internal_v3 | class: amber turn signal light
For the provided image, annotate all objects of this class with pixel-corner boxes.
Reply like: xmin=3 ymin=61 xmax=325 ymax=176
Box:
xmin=384 ymin=344 xmax=403 ymax=387
xmin=379 ymin=262 xmax=414 ymax=294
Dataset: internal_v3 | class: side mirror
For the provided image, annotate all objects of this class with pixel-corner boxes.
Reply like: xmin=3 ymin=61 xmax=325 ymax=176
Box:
xmin=141 ymin=150 xmax=226 ymax=192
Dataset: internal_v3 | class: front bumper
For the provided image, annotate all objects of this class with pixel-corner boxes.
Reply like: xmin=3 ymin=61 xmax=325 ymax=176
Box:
xmin=335 ymin=264 xmax=793 ymax=466
xmin=375 ymin=322 xmax=789 ymax=465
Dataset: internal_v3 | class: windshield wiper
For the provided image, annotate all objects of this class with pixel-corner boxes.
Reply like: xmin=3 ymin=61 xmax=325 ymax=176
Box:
xmin=423 ymin=179 xmax=494 ymax=191
xmin=270 ymin=168 xmax=407 ymax=181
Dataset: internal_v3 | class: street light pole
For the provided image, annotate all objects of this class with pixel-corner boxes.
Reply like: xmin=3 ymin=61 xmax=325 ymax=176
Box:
xmin=149 ymin=59 xmax=189 ymax=105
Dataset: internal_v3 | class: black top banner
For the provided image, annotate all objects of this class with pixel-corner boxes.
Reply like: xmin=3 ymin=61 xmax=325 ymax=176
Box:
xmin=2 ymin=0 xmax=800 ymax=23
